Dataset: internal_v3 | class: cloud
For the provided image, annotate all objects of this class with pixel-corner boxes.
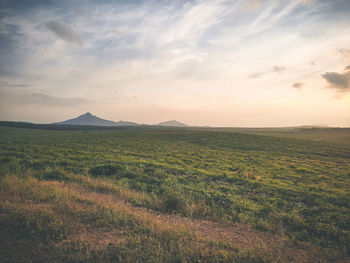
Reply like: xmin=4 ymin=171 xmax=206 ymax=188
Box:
xmin=247 ymin=72 xmax=265 ymax=79
xmin=46 ymin=21 xmax=82 ymax=45
xmin=0 ymin=87 xmax=90 ymax=107
xmin=322 ymin=73 xmax=349 ymax=89
xmin=320 ymin=0 xmax=350 ymax=16
xmin=0 ymin=81 xmax=28 ymax=87
xmin=248 ymin=65 xmax=286 ymax=79
xmin=338 ymin=48 xmax=350 ymax=57
xmin=322 ymin=65 xmax=350 ymax=91
xmin=293 ymin=82 xmax=304 ymax=89
xmin=28 ymin=92 xmax=88 ymax=106
xmin=272 ymin=65 xmax=285 ymax=73
xmin=0 ymin=23 xmax=25 ymax=77
xmin=244 ymin=0 xmax=260 ymax=11
xmin=248 ymin=0 xmax=305 ymax=36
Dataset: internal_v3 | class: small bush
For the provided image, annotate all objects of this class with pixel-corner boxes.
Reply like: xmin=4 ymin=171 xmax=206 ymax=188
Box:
xmin=88 ymin=164 xmax=124 ymax=177
xmin=42 ymin=167 xmax=69 ymax=181
xmin=28 ymin=161 xmax=45 ymax=170
xmin=163 ymin=190 xmax=187 ymax=214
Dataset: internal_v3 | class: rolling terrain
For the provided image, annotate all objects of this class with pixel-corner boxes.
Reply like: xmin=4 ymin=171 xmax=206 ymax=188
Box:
xmin=0 ymin=125 xmax=349 ymax=262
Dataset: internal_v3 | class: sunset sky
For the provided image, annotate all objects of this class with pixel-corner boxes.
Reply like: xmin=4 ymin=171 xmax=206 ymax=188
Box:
xmin=0 ymin=0 xmax=349 ymax=127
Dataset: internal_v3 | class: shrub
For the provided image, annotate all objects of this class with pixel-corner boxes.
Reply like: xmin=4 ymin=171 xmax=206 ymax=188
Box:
xmin=42 ymin=167 xmax=69 ymax=181
xmin=88 ymin=164 xmax=124 ymax=177
xmin=163 ymin=190 xmax=187 ymax=214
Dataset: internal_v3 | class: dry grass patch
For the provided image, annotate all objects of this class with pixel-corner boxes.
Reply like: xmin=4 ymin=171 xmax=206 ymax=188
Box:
xmin=1 ymin=175 xmax=346 ymax=262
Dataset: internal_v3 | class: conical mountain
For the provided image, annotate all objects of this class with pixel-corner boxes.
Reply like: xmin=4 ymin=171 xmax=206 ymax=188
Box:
xmin=54 ymin=112 xmax=138 ymax=126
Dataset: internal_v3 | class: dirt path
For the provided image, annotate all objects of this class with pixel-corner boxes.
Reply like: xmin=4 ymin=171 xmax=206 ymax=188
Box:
xmin=45 ymin=181 xmax=341 ymax=263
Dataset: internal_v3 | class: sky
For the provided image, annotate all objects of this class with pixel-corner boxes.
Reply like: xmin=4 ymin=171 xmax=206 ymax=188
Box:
xmin=0 ymin=0 xmax=349 ymax=127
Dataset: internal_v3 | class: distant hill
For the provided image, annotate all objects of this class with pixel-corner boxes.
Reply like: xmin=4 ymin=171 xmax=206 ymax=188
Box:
xmin=294 ymin=125 xmax=330 ymax=129
xmin=158 ymin=120 xmax=187 ymax=127
xmin=54 ymin=112 xmax=138 ymax=126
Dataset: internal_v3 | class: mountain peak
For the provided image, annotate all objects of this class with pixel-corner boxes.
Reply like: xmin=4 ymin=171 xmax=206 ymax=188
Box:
xmin=81 ymin=112 xmax=93 ymax=117
xmin=54 ymin=113 xmax=138 ymax=126
xmin=158 ymin=120 xmax=187 ymax=127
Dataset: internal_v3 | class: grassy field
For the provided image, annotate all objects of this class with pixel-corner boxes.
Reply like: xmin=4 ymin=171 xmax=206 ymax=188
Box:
xmin=0 ymin=124 xmax=349 ymax=262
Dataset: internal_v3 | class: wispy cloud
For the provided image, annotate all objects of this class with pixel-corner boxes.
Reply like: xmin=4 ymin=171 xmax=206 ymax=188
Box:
xmin=272 ymin=65 xmax=285 ymax=73
xmin=1 ymin=87 xmax=90 ymax=106
xmin=248 ymin=72 xmax=265 ymax=79
xmin=338 ymin=48 xmax=350 ymax=58
xmin=0 ymin=81 xmax=28 ymax=87
xmin=248 ymin=0 xmax=305 ymax=35
xmin=247 ymin=65 xmax=286 ymax=79
xmin=46 ymin=21 xmax=83 ymax=45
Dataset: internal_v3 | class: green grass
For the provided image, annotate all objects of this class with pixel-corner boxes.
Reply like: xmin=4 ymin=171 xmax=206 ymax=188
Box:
xmin=0 ymin=125 xmax=349 ymax=261
xmin=0 ymin=175 xmax=267 ymax=263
